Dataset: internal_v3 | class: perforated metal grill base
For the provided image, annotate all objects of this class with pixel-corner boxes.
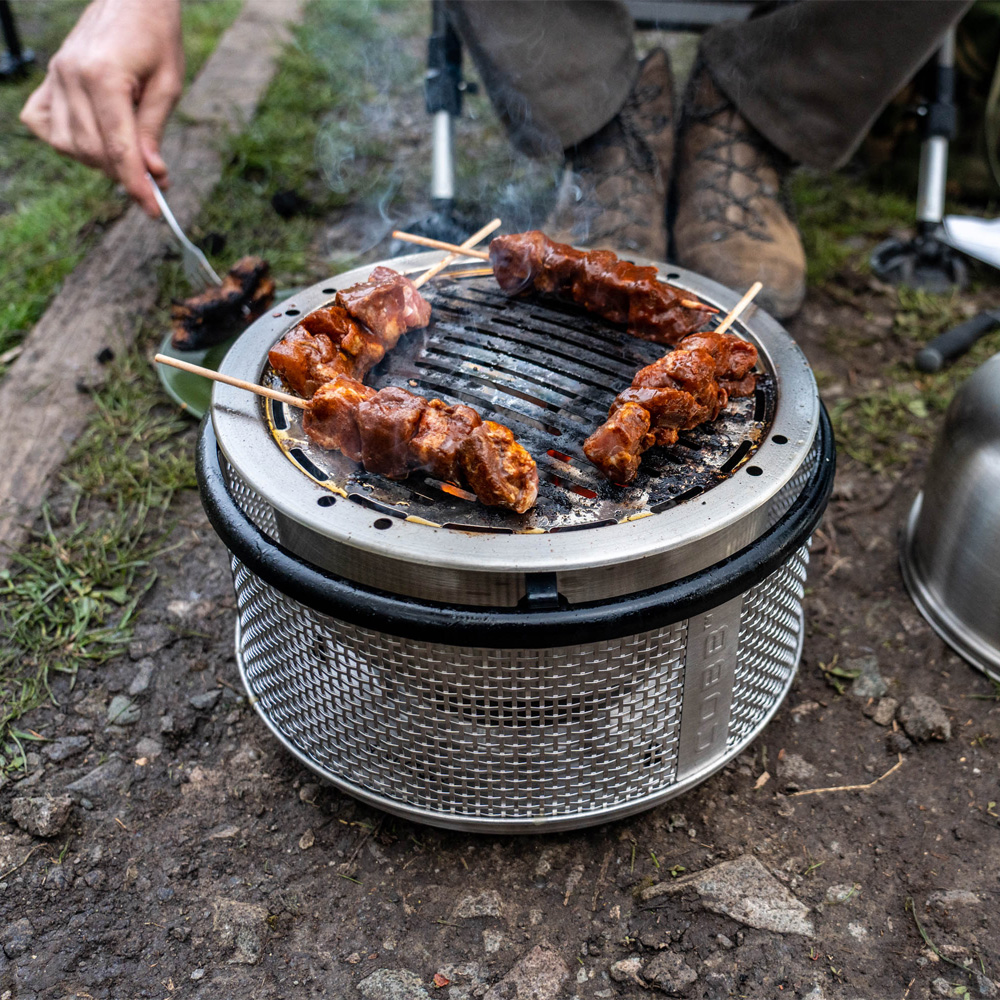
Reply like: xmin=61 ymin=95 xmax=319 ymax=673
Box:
xmin=230 ymin=546 xmax=808 ymax=832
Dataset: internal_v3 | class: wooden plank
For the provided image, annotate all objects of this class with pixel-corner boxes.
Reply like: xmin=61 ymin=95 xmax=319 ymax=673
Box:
xmin=0 ymin=0 xmax=304 ymax=566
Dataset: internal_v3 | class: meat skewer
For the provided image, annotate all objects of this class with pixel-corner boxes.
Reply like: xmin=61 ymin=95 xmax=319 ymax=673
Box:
xmin=153 ymin=355 xmax=539 ymax=514
xmin=391 ymin=230 xmax=718 ymax=344
xmin=583 ymin=285 xmax=763 ymax=484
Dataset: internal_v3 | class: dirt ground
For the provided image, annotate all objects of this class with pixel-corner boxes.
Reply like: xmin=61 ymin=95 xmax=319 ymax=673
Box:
xmin=3 ymin=12 xmax=1000 ymax=1000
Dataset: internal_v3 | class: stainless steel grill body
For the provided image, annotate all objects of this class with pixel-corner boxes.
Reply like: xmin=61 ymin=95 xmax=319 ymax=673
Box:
xmin=199 ymin=252 xmax=834 ymax=831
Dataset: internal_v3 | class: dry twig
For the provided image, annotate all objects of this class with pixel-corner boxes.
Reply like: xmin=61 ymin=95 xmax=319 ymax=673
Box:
xmin=789 ymin=755 xmax=903 ymax=797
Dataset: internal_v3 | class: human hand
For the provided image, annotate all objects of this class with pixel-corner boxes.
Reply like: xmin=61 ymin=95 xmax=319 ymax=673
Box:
xmin=19 ymin=0 xmax=184 ymax=217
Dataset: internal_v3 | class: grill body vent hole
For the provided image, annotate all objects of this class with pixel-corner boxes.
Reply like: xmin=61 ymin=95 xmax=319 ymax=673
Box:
xmin=317 ymin=495 xmax=337 ymax=507
xmin=373 ymin=518 xmax=393 ymax=530
xmin=747 ymin=466 xmax=763 ymax=477
xmin=772 ymin=434 xmax=788 ymax=444
xmin=286 ymin=308 xmax=301 ymax=316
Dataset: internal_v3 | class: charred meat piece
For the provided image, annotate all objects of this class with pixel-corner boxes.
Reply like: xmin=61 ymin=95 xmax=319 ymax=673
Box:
xmin=171 ymin=256 xmax=275 ymax=350
xmin=300 ymin=383 xmax=537 ymax=512
xmin=584 ymin=333 xmax=758 ymax=484
xmin=356 ymin=387 xmax=428 ymax=479
xmin=489 ymin=232 xmax=714 ymax=344
xmin=676 ymin=330 xmax=758 ymax=398
xmin=335 ymin=265 xmax=432 ymax=350
xmin=301 ymin=375 xmax=376 ymax=461
xmin=582 ymin=401 xmax=652 ymax=485
xmin=459 ymin=421 xmax=539 ymax=515
xmin=268 ymin=307 xmax=386 ymax=394
xmin=410 ymin=399 xmax=483 ymax=483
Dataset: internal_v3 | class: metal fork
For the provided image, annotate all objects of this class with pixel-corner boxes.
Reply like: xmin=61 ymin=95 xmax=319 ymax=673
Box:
xmin=148 ymin=173 xmax=222 ymax=288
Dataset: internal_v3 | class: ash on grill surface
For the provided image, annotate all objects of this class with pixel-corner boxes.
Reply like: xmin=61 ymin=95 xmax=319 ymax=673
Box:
xmin=265 ymin=276 xmax=775 ymax=533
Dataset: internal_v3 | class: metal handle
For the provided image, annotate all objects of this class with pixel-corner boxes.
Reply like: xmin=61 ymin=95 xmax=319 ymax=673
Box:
xmin=916 ymin=312 xmax=1000 ymax=372
xmin=147 ymin=173 xmax=223 ymax=287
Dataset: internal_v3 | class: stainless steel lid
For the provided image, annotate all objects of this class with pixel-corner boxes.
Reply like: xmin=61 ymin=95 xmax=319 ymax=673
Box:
xmin=211 ymin=251 xmax=819 ymax=606
xmin=901 ymin=352 xmax=1000 ymax=681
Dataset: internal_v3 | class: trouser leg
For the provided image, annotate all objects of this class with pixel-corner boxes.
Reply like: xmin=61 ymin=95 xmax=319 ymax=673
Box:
xmin=699 ymin=0 xmax=972 ymax=170
xmin=443 ymin=1 xmax=637 ymax=156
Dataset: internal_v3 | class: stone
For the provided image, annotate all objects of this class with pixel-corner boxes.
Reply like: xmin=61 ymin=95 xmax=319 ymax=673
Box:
xmin=433 ymin=962 xmax=489 ymax=1000
xmin=927 ymin=889 xmax=980 ymax=912
xmin=482 ymin=929 xmax=504 ymax=953
xmin=825 ymin=883 xmax=860 ymax=905
xmin=134 ymin=737 xmax=163 ymax=760
xmin=107 ymin=694 xmax=140 ymax=726
xmin=358 ymin=969 xmax=430 ymax=1000
xmin=42 ymin=736 xmax=90 ymax=762
xmin=848 ymin=656 xmax=887 ymax=699
xmin=932 ymin=977 xmax=954 ymax=997
xmin=887 ymin=732 xmax=913 ymax=755
xmin=211 ymin=898 xmax=271 ymax=964
xmin=640 ymin=855 xmax=814 ymax=937
xmin=299 ymin=783 xmax=320 ymax=804
xmin=2 ymin=917 xmax=33 ymax=958
xmin=643 ymin=951 xmax=698 ymax=992
xmin=484 ymin=944 xmax=570 ymax=1000
xmin=73 ymin=687 xmax=108 ymax=720
xmin=128 ymin=658 xmax=156 ymax=696
xmin=128 ymin=622 xmax=173 ymax=660
xmin=975 ymin=972 xmax=998 ymax=998
xmin=10 ymin=793 xmax=73 ymax=838
xmin=298 ymin=829 xmax=315 ymax=850
xmin=778 ymin=753 xmax=816 ymax=788
xmin=864 ymin=697 xmax=898 ymax=727
xmin=191 ymin=968 xmax=206 ymax=981
xmin=800 ymin=988 xmax=827 ymax=1000
xmin=64 ymin=755 xmax=126 ymax=802
xmin=898 ymin=694 xmax=951 ymax=742
xmin=453 ymin=889 xmax=504 ymax=919
xmin=189 ymin=690 xmax=222 ymax=711
xmin=609 ymin=957 xmax=645 ymax=987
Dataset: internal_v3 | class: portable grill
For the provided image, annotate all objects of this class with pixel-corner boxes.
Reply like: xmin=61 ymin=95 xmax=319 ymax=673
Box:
xmin=197 ymin=250 xmax=834 ymax=832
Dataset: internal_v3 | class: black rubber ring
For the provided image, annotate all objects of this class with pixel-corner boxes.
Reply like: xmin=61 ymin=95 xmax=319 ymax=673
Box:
xmin=197 ymin=407 xmax=835 ymax=647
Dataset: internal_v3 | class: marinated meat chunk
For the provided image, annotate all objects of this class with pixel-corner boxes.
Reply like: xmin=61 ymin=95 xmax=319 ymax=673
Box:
xmin=335 ymin=266 xmax=431 ymax=349
xmin=583 ymin=401 xmax=652 ymax=484
xmin=171 ymin=256 xmax=275 ymax=350
xmin=356 ymin=387 xmax=428 ymax=479
xmin=632 ymin=348 xmax=723 ymax=423
xmin=677 ymin=330 xmax=758 ymax=392
xmin=489 ymin=231 xmax=713 ymax=343
xmin=460 ymin=421 xmax=539 ymax=515
xmin=268 ymin=326 xmax=338 ymax=398
xmin=409 ymin=399 xmax=483 ymax=482
xmin=301 ymin=375 xmax=376 ymax=461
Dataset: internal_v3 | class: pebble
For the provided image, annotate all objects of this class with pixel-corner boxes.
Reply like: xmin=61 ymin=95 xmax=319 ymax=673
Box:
xmin=641 ymin=855 xmax=814 ymax=937
xmin=898 ymin=694 xmax=951 ymax=741
xmin=643 ymin=951 xmax=698 ymax=992
xmin=128 ymin=658 xmax=157 ymax=696
xmin=609 ymin=957 xmax=645 ymax=987
xmin=191 ymin=968 xmax=206 ymax=981
xmin=299 ymin=783 xmax=320 ymax=803
xmin=975 ymin=972 xmax=998 ymax=998
xmin=2 ymin=917 xmax=33 ymax=958
xmin=779 ymin=753 xmax=817 ymax=789
xmin=453 ymin=889 xmax=504 ymax=919
xmin=887 ymin=731 xmax=913 ymax=755
xmin=358 ymin=969 xmax=430 ymax=1000
xmin=107 ymin=694 xmax=140 ymax=726
xmin=482 ymin=928 xmax=504 ymax=953
xmin=10 ymin=793 xmax=73 ymax=838
xmin=84 ymin=869 xmax=104 ymax=888
xmin=134 ymin=737 xmax=163 ymax=760
xmin=825 ymin=883 xmax=859 ymax=904
xmin=848 ymin=656 xmax=887 ymax=699
xmin=211 ymin=899 xmax=271 ymax=964
xmin=932 ymin=977 xmax=954 ymax=997
xmin=42 ymin=735 xmax=91 ymax=763
xmin=64 ymin=754 xmax=126 ymax=802
xmin=864 ymin=697 xmax=899 ymax=727
xmin=298 ymin=829 xmax=315 ymax=850
xmin=484 ymin=944 xmax=569 ymax=1000
xmin=189 ymin=690 xmax=222 ymax=712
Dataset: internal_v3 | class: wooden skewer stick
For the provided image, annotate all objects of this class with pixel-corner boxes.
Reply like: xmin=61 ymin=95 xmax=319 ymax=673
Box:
xmin=446 ymin=266 xmax=496 ymax=280
xmin=392 ymin=231 xmax=490 ymax=261
xmin=412 ymin=218 xmax=501 ymax=288
xmin=154 ymin=353 xmax=307 ymax=409
xmin=713 ymin=281 xmax=763 ymax=336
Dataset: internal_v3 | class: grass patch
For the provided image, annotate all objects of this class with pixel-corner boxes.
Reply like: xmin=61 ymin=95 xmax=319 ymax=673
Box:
xmin=0 ymin=0 xmax=242 ymax=378
xmin=790 ymin=171 xmax=913 ymax=286
xmin=0 ymin=345 xmax=192 ymax=756
xmin=829 ymin=283 xmax=1000 ymax=470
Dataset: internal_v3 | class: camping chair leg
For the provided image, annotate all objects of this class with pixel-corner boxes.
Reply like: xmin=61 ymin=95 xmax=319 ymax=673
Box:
xmin=871 ymin=28 xmax=966 ymax=291
xmin=0 ymin=0 xmax=35 ymax=81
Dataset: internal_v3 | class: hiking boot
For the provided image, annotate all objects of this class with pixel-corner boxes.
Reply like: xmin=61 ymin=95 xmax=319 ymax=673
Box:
xmin=545 ymin=47 xmax=674 ymax=258
xmin=672 ymin=64 xmax=806 ymax=320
